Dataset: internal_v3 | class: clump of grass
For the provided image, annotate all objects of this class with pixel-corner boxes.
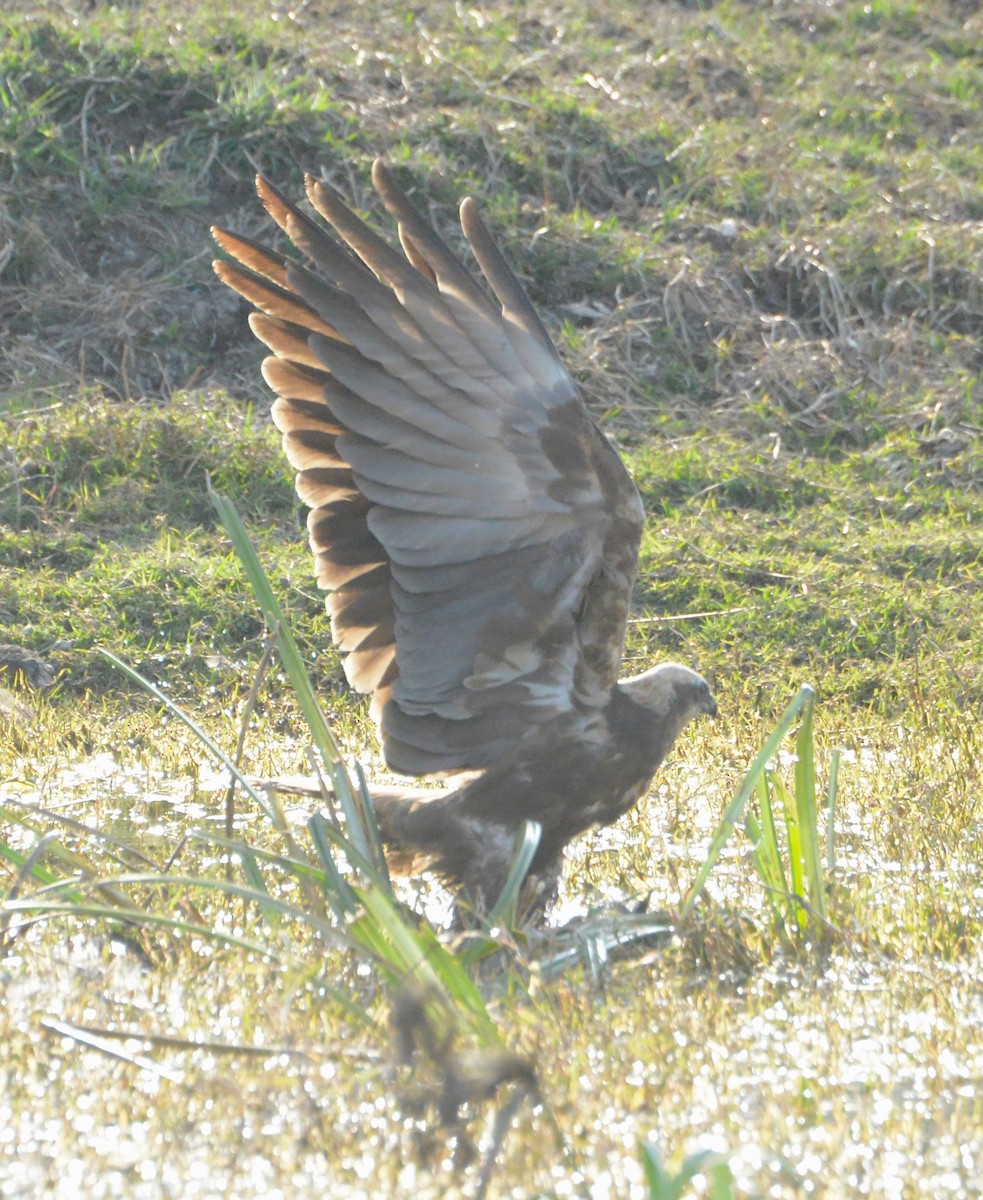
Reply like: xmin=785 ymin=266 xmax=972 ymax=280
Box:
xmin=744 ymin=690 xmax=839 ymax=950
xmin=679 ymin=685 xmax=817 ymax=920
xmin=641 ymin=1141 xmax=735 ymax=1200
xmin=1 ymin=487 xmax=544 ymax=1191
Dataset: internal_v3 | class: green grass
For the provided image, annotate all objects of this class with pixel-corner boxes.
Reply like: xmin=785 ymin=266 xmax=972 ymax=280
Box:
xmin=2 ymin=0 xmax=983 ymax=1195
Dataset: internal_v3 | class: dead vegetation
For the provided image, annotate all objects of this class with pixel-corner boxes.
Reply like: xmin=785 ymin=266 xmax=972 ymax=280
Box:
xmin=1 ymin=0 xmax=981 ymax=452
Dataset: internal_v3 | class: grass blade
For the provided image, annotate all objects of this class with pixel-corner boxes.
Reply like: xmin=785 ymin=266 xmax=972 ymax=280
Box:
xmin=744 ymin=779 xmax=790 ymax=934
xmin=793 ymin=688 xmax=825 ymax=921
xmin=826 ymin=748 xmax=841 ymax=877
xmin=355 ymin=886 xmax=501 ymax=1045
xmin=488 ymin=820 xmax=541 ymax=927
xmin=98 ymin=649 xmax=277 ymax=822
xmin=208 ymin=482 xmax=379 ymax=872
xmin=306 ymin=813 xmax=360 ymax=919
xmin=771 ymin=771 xmax=805 ymax=930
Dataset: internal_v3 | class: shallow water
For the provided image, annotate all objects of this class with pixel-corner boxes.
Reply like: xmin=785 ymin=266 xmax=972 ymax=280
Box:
xmin=2 ymin=744 xmax=982 ymax=1198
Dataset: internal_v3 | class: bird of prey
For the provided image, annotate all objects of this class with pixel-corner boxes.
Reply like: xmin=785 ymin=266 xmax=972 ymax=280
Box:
xmin=212 ymin=160 xmax=716 ymax=913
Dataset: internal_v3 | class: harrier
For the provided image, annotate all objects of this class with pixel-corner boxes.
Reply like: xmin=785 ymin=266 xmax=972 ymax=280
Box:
xmin=213 ymin=161 xmax=716 ymax=912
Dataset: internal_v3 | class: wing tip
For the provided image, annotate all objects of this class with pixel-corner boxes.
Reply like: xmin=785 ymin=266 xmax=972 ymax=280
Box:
xmin=212 ymin=256 xmax=234 ymax=284
xmin=370 ymin=156 xmax=391 ymax=189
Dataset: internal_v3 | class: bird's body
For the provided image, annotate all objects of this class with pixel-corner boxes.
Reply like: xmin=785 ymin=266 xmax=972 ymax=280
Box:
xmin=213 ymin=160 xmax=716 ymax=913
xmin=375 ymin=665 xmax=714 ymax=909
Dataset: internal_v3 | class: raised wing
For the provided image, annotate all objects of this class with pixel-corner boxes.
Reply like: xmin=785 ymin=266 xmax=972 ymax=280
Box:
xmin=213 ymin=160 xmax=644 ymax=775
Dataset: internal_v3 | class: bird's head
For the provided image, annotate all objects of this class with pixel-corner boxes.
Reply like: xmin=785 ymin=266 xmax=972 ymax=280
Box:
xmin=618 ymin=663 xmax=717 ymax=729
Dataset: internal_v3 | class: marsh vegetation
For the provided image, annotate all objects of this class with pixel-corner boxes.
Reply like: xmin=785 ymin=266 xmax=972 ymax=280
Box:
xmin=1 ymin=1 xmax=981 ymax=1195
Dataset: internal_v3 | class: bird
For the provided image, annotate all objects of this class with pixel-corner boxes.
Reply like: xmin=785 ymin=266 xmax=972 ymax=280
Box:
xmin=0 ymin=643 xmax=55 ymax=689
xmin=212 ymin=160 xmax=717 ymax=914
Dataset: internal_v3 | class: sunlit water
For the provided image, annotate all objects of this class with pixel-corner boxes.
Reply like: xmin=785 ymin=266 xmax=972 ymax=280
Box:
xmin=3 ymin=747 xmax=982 ymax=1198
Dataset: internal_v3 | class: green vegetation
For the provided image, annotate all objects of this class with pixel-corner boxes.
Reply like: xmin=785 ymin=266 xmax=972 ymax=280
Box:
xmin=1 ymin=1 xmax=981 ymax=1195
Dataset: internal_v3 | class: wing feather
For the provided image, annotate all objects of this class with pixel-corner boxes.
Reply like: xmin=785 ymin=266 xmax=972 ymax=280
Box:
xmin=212 ymin=160 xmax=644 ymax=774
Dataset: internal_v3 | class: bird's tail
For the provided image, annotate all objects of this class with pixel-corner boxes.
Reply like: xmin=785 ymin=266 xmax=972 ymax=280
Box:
xmin=255 ymin=773 xmax=500 ymax=900
xmin=371 ymin=788 xmax=477 ymax=881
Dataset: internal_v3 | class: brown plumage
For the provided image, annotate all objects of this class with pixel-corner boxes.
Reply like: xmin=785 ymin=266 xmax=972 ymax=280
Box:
xmin=212 ymin=161 xmax=716 ymax=912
